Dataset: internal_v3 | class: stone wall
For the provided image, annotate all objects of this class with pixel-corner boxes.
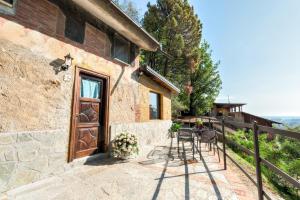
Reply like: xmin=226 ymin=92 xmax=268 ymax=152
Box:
xmin=0 ymin=39 xmax=74 ymax=132
xmin=0 ymin=0 xmax=175 ymax=193
xmin=110 ymin=120 xmax=172 ymax=157
xmin=0 ymin=120 xmax=172 ymax=193
xmin=0 ymin=130 xmax=69 ymax=193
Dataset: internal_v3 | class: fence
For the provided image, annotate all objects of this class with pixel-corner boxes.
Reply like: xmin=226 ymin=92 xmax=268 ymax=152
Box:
xmin=209 ymin=118 xmax=300 ymax=200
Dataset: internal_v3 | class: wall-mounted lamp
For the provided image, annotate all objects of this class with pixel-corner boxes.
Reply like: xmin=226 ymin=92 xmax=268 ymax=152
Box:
xmin=61 ymin=53 xmax=73 ymax=71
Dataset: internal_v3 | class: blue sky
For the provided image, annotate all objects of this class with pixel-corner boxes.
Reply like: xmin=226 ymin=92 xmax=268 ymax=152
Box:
xmin=131 ymin=0 xmax=300 ymax=116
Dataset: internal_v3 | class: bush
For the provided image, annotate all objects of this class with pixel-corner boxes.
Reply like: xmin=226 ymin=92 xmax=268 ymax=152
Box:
xmin=227 ymin=128 xmax=300 ymax=199
xmin=195 ymin=119 xmax=204 ymax=127
xmin=170 ymin=122 xmax=182 ymax=133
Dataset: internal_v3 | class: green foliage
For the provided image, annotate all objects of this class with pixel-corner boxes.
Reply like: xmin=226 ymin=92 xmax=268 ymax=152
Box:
xmin=142 ymin=0 xmax=221 ymax=115
xmin=227 ymin=128 xmax=300 ymax=199
xmin=190 ymin=42 xmax=222 ymax=115
xmin=142 ymin=0 xmax=202 ymax=80
xmin=171 ymin=96 xmax=188 ymax=117
xmin=170 ymin=122 xmax=182 ymax=133
xmin=287 ymin=159 xmax=300 ymax=179
xmin=287 ymin=125 xmax=300 ymax=132
xmin=195 ymin=119 xmax=203 ymax=126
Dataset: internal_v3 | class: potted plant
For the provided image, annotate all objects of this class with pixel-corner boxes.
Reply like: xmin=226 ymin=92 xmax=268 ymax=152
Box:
xmin=112 ymin=132 xmax=139 ymax=160
xmin=195 ymin=119 xmax=204 ymax=129
xmin=169 ymin=122 xmax=182 ymax=138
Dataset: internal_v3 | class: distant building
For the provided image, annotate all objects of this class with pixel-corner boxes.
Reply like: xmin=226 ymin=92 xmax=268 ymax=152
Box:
xmin=211 ymin=103 xmax=281 ymax=127
xmin=212 ymin=103 xmax=246 ymax=117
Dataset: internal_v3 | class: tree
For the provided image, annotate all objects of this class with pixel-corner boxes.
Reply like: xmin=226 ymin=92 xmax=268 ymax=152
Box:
xmin=114 ymin=0 xmax=141 ymax=23
xmin=142 ymin=0 xmax=221 ymax=116
xmin=189 ymin=42 xmax=222 ymax=115
xmin=142 ymin=0 xmax=202 ymax=82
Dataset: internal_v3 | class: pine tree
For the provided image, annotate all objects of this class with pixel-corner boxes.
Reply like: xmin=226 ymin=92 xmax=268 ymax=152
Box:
xmin=142 ymin=0 xmax=222 ymax=115
xmin=142 ymin=0 xmax=202 ymax=85
xmin=190 ymin=42 xmax=222 ymax=114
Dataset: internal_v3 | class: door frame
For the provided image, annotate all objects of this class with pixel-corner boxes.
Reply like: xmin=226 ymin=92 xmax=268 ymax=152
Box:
xmin=68 ymin=66 xmax=110 ymax=162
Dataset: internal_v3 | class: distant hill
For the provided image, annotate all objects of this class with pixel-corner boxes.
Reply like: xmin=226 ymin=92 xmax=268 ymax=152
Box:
xmin=265 ymin=116 xmax=300 ymax=128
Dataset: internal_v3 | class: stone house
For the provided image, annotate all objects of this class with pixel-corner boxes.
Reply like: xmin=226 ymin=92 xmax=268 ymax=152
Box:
xmin=0 ymin=0 xmax=179 ymax=193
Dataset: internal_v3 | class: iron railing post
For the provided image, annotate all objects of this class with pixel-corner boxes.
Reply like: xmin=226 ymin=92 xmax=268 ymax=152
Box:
xmin=253 ymin=121 xmax=263 ymax=200
xmin=222 ymin=117 xmax=227 ymax=170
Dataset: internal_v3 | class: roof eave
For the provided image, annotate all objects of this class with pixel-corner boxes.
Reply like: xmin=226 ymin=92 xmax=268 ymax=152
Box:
xmin=214 ymin=103 xmax=247 ymax=107
xmin=71 ymin=0 xmax=160 ymax=51
xmin=141 ymin=66 xmax=180 ymax=94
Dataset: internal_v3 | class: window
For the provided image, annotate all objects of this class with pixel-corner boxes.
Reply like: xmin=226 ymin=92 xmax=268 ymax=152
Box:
xmin=149 ymin=92 xmax=161 ymax=120
xmin=0 ymin=0 xmax=15 ymax=15
xmin=80 ymin=77 xmax=102 ymax=99
xmin=113 ymin=34 xmax=130 ymax=64
xmin=65 ymin=16 xmax=85 ymax=44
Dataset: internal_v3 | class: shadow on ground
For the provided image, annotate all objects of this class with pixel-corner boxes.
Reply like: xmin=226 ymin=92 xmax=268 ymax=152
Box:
xmin=139 ymin=138 xmax=224 ymax=200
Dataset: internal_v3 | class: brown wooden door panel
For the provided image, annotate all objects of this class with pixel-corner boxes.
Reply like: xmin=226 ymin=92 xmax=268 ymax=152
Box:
xmin=75 ymin=127 xmax=99 ymax=153
xmin=75 ymin=147 xmax=98 ymax=158
xmin=77 ymin=123 xmax=100 ymax=128
xmin=80 ymin=97 xmax=101 ymax=103
xmin=79 ymin=101 xmax=100 ymax=123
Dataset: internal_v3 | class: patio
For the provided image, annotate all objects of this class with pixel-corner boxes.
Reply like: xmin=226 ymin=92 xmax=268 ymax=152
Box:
xmin=2 ymin=138 xmax=270 ymax=200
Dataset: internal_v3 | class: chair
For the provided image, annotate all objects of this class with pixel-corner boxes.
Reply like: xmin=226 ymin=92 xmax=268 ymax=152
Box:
xmin=194 ymin=128 xmax=207 ymax=148
xmin=197 ymin=130 xmax=220 ymax=161
xmin=177 ymin=128 xmax=195 ymax=160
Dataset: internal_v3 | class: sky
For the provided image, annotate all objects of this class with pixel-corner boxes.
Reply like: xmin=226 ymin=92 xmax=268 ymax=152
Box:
xmin=131 ymin=0 xmax=300 ymax=117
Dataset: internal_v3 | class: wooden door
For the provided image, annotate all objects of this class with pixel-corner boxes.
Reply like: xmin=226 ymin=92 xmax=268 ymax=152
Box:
xmin=69 ymin=68 xmax=110 ymax=161
xmin=74 ymin=74 xmax=103 ymax=158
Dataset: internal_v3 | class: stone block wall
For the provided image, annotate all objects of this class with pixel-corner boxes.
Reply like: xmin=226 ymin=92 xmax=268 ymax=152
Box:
xmin=110 ymin=120 xmax=172 ymax=157
xmin=0 ymin=130 xmax=69 ymax=193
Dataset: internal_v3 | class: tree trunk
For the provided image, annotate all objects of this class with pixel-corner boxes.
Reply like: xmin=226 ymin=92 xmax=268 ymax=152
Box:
xmin=148 ymin=52 xmax=154 ymax=68
xmin=163 ymin=58 xmax=169 ymax=76
xmin=189 ymin=71 xmax=196 ymax=116
xmin=189 ymin=92 xmax=196 ymax=116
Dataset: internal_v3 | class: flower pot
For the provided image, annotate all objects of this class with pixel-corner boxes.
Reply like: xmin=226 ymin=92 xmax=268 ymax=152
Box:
xmin=196 ymin=125 xmax=204 ymax=129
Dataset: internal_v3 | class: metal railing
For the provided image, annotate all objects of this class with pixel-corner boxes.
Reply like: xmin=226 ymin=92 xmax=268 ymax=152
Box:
xmin=211 ymin=118 xmax=300 ymax=200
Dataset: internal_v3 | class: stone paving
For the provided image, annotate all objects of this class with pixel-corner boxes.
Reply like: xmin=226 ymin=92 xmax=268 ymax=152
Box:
xmin=1 ymin=138 xmax=279 ymax=200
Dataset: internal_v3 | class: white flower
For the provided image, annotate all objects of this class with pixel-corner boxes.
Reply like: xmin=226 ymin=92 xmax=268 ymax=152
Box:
xmin=113 ymin=132 xmax=138 ymax=157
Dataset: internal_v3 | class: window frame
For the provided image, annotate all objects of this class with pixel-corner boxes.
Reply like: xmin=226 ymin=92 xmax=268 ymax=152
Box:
xmin=112 ymin=33 xmax=131 ymax=65
xmin=149 ymin=91 xmax=162 ymax=120
xmin=0 ymin=0 xmax=16 ymax=15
